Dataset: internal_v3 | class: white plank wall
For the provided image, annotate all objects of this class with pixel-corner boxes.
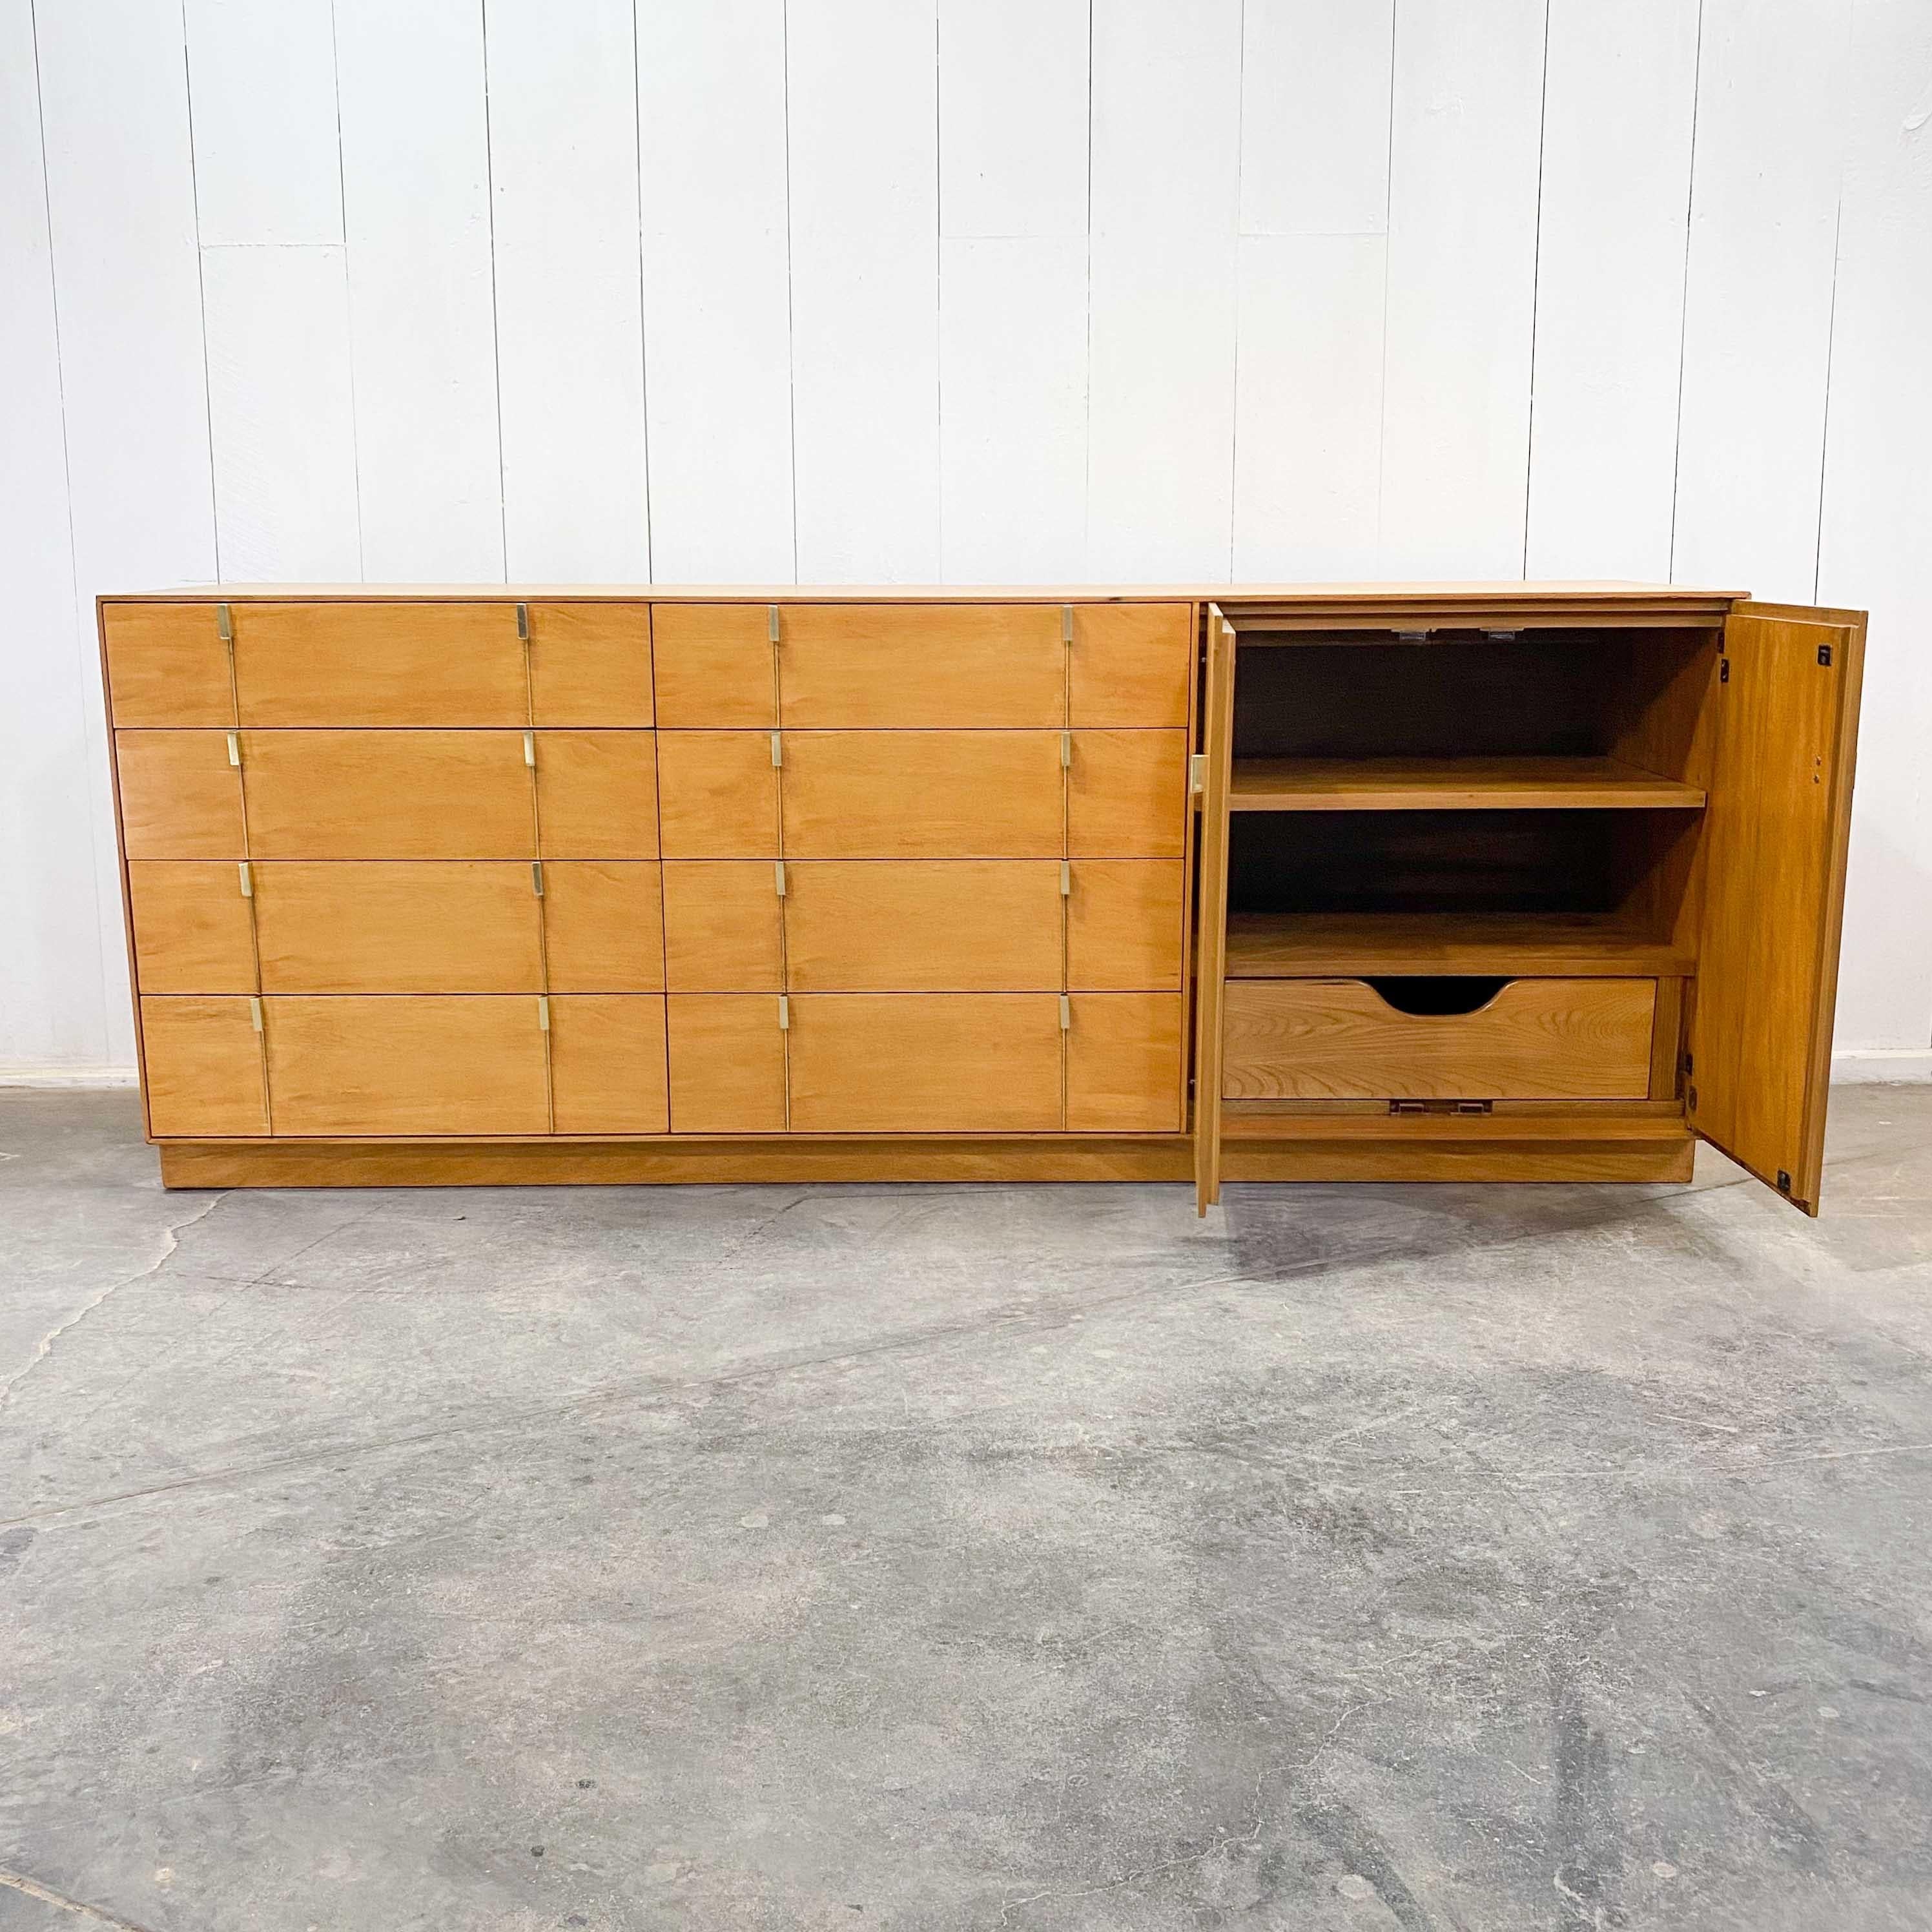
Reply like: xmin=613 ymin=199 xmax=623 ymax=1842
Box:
xmin=1 ymin=0 xmax=1927 ymax=1078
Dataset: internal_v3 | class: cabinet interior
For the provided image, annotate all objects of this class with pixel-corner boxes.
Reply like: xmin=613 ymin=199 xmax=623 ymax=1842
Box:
xmin=1221 ymin=624 xmax=1720 ymax=978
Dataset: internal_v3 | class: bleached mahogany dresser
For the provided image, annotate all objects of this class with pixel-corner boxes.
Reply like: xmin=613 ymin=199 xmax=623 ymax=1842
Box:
xmin=100 ymin=584 xmax=1865 ymax=1217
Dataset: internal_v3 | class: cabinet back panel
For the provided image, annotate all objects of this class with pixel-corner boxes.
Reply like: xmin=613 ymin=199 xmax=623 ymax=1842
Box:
xmin=1234 ymin=631 xmax=1711 ymax=771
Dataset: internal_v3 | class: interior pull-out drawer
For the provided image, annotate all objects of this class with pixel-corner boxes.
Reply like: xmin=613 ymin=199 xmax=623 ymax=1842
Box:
xmin=252 ymin=862 xmax=543 ymax=992
xmin=787 ymin=994 xmax=1062 ymax=1132
xmin=527 ymin=603 xmax=653 ymax=725
xmin=1067 ymin=860 xmax=1184 ymax=991
xmin=263 ymin=996 xmax=550 ymax=1135
xmin=1222 ymin=978 xmax=1657 ymax=1101
xmin=550 ymin=996 xmax=668 ymax=1133
xmin=781 ymin=732 xmax=1062 ymax=858
xmin=240 ymin=732 xmax=535 ymax=858
xmin=116 ymin=732 xmax=247 ymax=858
xmin=783 ymin=862 xmax=1061 ymax=991
xmin=657 ymin=733 xmax=780 ymax=858
xmin=775 ymin=605 xmax=1064 ymax=727
xmin=667 ymin=994 xmax=788 ymax=1131
xmin=128 ymin=861 xmax=257 ymax=993
xmin=1068 ymin=605 xmax=1193 ymax=728
xmin=139 ymin=998 xmax=267 ymax=1136
xmin=1067 ymin=992 xmax=1184 ymax=1131
xmin=103 ymin=604 xmax=235 ymax=726
xmin=1067 ymin=730 xmax=1188 ymax=857
xmin=663 ymin=862 xmax=784 ymax=991
xmin=231 ymin=602 xmax=528 ymax=726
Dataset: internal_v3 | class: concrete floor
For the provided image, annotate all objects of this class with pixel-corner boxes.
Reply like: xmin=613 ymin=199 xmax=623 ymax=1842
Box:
xmin=1 ymin=1094 xmax=1930 ymax=1932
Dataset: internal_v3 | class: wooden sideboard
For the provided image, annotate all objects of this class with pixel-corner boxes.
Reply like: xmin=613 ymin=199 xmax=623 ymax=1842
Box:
xmin=100 ymin=584 xmax=1865 ymax=1215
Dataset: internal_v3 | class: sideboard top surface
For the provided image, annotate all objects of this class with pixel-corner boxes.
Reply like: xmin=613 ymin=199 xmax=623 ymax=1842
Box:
xmin=101 ymin=581 xmax=1747 ymax=614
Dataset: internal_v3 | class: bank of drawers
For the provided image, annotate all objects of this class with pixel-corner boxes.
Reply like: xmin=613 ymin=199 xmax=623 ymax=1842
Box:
xmin=108 ymin=599 xmax=1191 ymax=1139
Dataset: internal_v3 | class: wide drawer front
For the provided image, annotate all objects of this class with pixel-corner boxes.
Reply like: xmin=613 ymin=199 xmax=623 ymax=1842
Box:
xmin=138 ymin=994 xmax=671 ymax=1137
xmin=116 ymin=731 xmax=660 ymax=859
xmin=104 ymin=601 xmax=653 ymax=726
xmin=651 ymin=602 xmax=1192 ymax=728
xmin=1222 ymin=978 xmax=1656 ymax=1101
xmin=659 ymin=859 xmax=1183 ymax=992
xmin=664 ymin=991 xmax=1183 ymax=1133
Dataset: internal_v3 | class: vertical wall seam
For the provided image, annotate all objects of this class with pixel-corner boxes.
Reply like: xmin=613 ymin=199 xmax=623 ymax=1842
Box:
xmin=933 ymin=3 xmax=944 ymax=579
xmin=1667 ymin=0 xmax=1707 ymax=583
xmin=326 ymin=0 xmax=365 ymax=581
xmin=781 ymin=0 xmax=801 ymax=584
xmin=1371 ymin=1 xmax=1398 ymax=570
xmin=180 ymin=2 xmax=223 ymax=584
xmin=1810 ymin=17 xmax=1852 ymax=606
xmin=630 ymin=0 xmax=655 ymax=581
xmin=478 ymin=0 xmax=509 ymax=582
xmin=1080 ymin=0 xmax=1094 ymax=575
xmin=1227 ymin=0 xmax=1248 ymax=582
xmin=29 ymin=0 xmax=116 ymax=1067
xmin=1520 ymin=0 xmax=1553 ymax=580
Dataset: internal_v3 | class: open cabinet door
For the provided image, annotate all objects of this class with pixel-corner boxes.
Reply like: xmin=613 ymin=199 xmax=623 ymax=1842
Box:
xmin=1689 ymin=601 xmax=1866 ymax=1213
xmin=1193 ymin=605 xmax=1235 ymax=1214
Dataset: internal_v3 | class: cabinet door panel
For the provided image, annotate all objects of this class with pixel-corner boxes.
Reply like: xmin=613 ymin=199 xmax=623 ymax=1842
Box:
xmin=667 ymin=994 xmax=788 ymax=1131
xmin=551 ymin=995 xmax=668 ymax=1133
xmin=663 ymin=862 xmax=784 ymax=991
xmin=544 ymin=863 xmax=665 ymax=992
xmin=1067 ymin=730 xmax=1187 ymax=857
xmin=103 ymin=604 xmax=234 ymax=726
xmin=652 ymin=606 xmax=777 ymax=726
xmin=528 ymin=603 xmax=653 ymax=725
xmin=232 ymin=601 xmax=527 ymax=726
xmin=241 ymin=732 xmax=535 ymax=858
xmin=778 ymin=605 xmax=1064 ymax=727
xmin=535 ymin=732 xmax=659 ymax=859
xmin=657 ymin=733 xmax=779 ymax=858
xmin=140 ymin=997 xmax=267 ymax=1136
xmin=264 ymin=996 xmax=550 ymax=1135
xmin=1692 ymin=602 xmax=1867 ymax=1213
xmin=788 ymin=994 xmax=1062 ymax=1131
xmin=252 ymin=862 xmax=542 ymax=992
xmin=116 ymin=732 xmax=247 ymax=858
xmin=1067 ymin=860 xmax=1184 ymax=991
xmin=1069 ymin=604 xmax=1192 ymax=728
xmin=782 ymin=732 xmax=1062 ymax=858
xmin=128 ymin=861 xmax=257 ymax=993
xmin=784 ymin=861 xmax=1061 ymax=991
xmin=1068 ymin=992 xmax=1183 ymax=1131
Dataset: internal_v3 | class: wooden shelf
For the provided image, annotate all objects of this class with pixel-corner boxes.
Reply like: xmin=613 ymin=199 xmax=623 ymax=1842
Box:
xmin=1225 ymin=911 xmax=1694 ymax=978
xmin=1228 ymin=755 xmax=1705 ymax=812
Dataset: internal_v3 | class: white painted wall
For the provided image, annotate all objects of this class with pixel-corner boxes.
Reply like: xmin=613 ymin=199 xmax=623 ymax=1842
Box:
xmin=3 ymin=0 xmax=1927 ymax=1082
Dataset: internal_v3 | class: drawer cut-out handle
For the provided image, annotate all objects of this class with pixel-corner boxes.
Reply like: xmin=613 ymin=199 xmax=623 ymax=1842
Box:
xmin=1363 ymin=976 xmax=1511 ymax=1018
